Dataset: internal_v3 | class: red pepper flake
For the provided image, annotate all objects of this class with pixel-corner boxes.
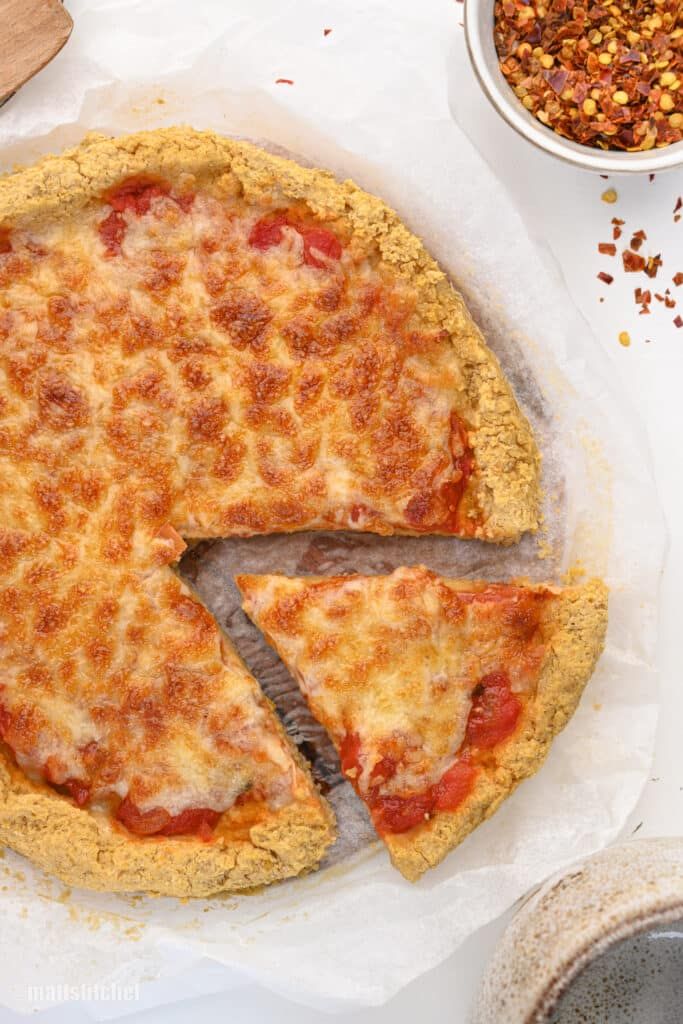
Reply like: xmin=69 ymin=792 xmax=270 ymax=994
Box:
xmin=675 ymin=197 xmax=683 ymax=215
xmin=323 ymin=28 xmax=332 ymax=36
xmin=494 ymin=0 xmax=683 ymax=152
xmin=645 ymin=254 xmax=663 ymax=279
xmin=597 ymin=271 xmax=614 ymax=285
xmin=666 ymin=295 xmax=676 ymax=309
xmin=674 ymin=316 xmax=683 ymax=328
xmin=630 ymin=229 xmax=647 ymax=251
xmin=649 ymin=174 xmax=656 ymax=183
xmin=598 ymin=242 xmax=617 ymax=256
xmin=275 ymin=78 xmax=294 ymax=85
xmin=673 ymin=272 xmax=683 ymax=286
xmin=623 ymin=250 xmax=646 ymax=273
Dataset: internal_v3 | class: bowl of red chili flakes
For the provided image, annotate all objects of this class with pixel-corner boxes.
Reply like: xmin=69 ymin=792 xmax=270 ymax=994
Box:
xmin=464 ymin=0 xmax=683 ymax=173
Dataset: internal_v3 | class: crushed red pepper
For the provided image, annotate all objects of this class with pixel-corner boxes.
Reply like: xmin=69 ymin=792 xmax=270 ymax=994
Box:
xmin=599 ymin=241 xmax=617 ymax=254
xmin=494 ymin=0 xmax=683 ymax=151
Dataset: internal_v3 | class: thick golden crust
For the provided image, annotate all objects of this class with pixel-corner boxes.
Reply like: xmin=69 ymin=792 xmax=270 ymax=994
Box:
xmin=237 ymin=570 xmax=608 ymax=881
xmin=385 ymin=578 xmax=608 ymax=880
xmin=0 ymin=754 xmax=334 ymax=897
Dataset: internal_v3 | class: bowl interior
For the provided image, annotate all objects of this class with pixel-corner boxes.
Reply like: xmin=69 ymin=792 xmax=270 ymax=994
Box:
xmin=464 ymin=0 xmax=683 ymax=174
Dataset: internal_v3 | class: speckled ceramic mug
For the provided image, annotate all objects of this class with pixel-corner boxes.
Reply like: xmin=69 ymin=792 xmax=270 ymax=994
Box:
xmin=472 ymin=837 xmax=683 ymax=1024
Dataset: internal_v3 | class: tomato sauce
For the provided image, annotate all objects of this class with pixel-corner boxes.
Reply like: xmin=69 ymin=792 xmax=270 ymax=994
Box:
xmin=248 ymin=211 xmax=342 ymax=268
xmin=97 ymin=176 xmax=194 ymax=257
xmin=339 ymin=670 xmax=522 ymax=835
xmin=116 ymin=796 xmax=219 ymax=839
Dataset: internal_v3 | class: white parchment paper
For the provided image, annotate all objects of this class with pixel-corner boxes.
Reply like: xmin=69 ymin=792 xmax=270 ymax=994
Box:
xmin=0 ymin=0 xmax=666 ymax=1014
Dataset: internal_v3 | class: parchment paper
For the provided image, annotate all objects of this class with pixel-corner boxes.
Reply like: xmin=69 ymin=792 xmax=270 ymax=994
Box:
xmin=0 ymin=0 xmax=666 ymax=1014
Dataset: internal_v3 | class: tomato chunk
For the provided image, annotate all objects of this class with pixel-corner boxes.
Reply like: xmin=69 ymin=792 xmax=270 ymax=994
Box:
xmin=105 ymin=176 xmax=170 ymax=215
xmin=466 ymin=671 xmax=521 ymax=749
xmin=158 ymin=807 xmax=220 ymax=838
xmin=248 ymin=212 xmax=342 ymax=268
xmin=339 ymin=731 xmax=362 ymax=778
xmin=371 ymin=791 xmax=432 ymax=834
xmin=431 ymin=758 xmax=477 ymax=812
xmin=98 ymin=211 xmax=127 ymax=256
xmin=248 ymin=212 xmax=290 ymax=250
xmin=301 ymin=227 xmax=342 ymax=268
xmin=116 ymin=797 xmax=171 ymax=835
xmin=116 ymin=797 xmax=220 ymax=838
xmin=63 ymin=778 xmax=91 ymax=807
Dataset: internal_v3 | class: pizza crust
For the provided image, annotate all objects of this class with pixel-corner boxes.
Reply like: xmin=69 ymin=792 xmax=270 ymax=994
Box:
xmin=0 ymin=751 xmax=335 ymax=897
xmin=0 ymin=126 xmax=540 ymax=541
xmin=0 ymin=128 xmax=541 ymax=895
xmin=383 ymin=578 xmax=609 ymax=880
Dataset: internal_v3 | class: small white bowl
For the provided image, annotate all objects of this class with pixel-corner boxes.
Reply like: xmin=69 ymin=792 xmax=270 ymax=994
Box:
xmin=464 ymin=0 xmax=683 ymax=175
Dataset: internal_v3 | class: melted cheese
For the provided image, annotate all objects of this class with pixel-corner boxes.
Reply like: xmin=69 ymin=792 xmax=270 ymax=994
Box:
xmin=237 ymin=567 xmax=555 ymax=799
xmin=0 ymin=167 xmax=484 ymax=826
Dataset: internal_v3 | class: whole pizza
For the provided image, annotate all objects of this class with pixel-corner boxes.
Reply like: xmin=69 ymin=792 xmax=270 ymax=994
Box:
xmin=0 ymin=127 xmax=606 ymax=896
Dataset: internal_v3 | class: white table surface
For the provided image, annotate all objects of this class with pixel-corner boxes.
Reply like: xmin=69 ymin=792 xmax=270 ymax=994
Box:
xmin=2 ymin=4 xmax=682 ymax=1022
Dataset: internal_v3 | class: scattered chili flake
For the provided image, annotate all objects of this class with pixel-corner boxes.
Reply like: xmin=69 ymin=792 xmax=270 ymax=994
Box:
xmin=630 ymin=229 xmax=647 ymax=251
xmin=623 ymin=250 xmax=646 ymax=273
xmin=645 ymin=254 xmax=663 ymax=279
xmin=618 ymin=331 xmax=631 ymax=347
xmin=674 ymin=272 xmax=683 ymax=286
xmin=598 ymin=242 xmax=617 ymax=256
xmin=674 ymin=316 xmax=683 ymax=328
xmin=494 ymin=0 xmax=683 ymax=151
xmin=649 ymin=175 xmax=656 ymax=183
xmin=275 ymin=78 xmax=294 ymax=85
xmin=323 ymin=28 xmax=332 ymax=36
xmin=675 ymin=197 xmax=683 ymax=214
xmin=602 ymin=189 xmax=618 ymax=204
xmin=597 ymin=271 xmax=614 ymax=285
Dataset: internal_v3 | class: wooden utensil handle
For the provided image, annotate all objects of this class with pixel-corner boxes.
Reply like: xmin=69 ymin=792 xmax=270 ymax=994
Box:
xmin=0 ymin=0 xmax=73 ymax=104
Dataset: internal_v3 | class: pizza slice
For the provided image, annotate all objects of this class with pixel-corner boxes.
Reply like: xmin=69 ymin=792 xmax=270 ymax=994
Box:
xmin=237 ymin=567 xmax=608 ymax=880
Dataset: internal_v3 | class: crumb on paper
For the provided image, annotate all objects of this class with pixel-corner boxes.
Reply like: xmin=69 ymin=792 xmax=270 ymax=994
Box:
xmin=601 ymin=189 xmax=618 ymax=204
xmin=618 ymin=331 xmax=631 ymax=347
xmin=562 ymin=562 xmax=587 ymax=585
xmin=593 ymin=702 xmax=602 ymax=712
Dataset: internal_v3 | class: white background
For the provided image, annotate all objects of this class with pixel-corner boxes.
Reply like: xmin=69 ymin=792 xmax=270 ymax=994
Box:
xmin=1 ymin=1 xmax=682 ymax=1021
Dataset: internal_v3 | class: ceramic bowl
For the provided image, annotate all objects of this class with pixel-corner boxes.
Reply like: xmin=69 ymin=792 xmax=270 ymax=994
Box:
xmin=472 ymin=837 xmax=683 ymax=1023
xmin=463 ymin=0 xmax=683 ymax=175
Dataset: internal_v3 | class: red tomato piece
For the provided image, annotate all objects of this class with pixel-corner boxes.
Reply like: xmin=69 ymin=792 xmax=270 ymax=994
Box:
xmin=431 ymin=758 xmax=477 ymax=812
xmin=63 ymin=778 xmax=91 ymax=807
xmin=339 ymin=731 xmax=362 ymax=778
xmin=371 ymin=791 xmax=433 ymax=835
xmin=105 ymin=176 xmax=170 ymax=216
xmin=248 ymin=212 xmax=290 ymax=250
xmin=158 ymin=807 xmax=220 ymax=837
xmin=301 ymin=227 xmax=342 ymax=268
xmin=466 ymin=671 xmax=521 ymax=749
xmin=98 ymin=211 xmax=127 ymax=256
xmin=116 ymin=797 xmax=171 ymax=835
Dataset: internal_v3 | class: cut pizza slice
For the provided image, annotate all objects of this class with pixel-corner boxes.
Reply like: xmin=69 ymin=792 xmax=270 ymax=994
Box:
xmin=237 ymin=566 xmax=608 ymax=880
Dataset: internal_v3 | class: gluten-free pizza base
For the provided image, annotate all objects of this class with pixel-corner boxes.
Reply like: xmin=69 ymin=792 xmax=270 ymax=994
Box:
xmin=383 ymin=578 xmax=608 ymax=879
xmin=0 ymin=753 xmax=334 ymax=897
xmin=237 ymin=570 xmax=608 ymax=881
xmin=0 ymin=127 xmax=539 ymax=894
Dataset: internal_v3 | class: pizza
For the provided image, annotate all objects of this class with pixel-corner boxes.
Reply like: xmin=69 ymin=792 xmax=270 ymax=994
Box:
xmin=0 ymin=127 xmax=544 ymax=896
xmin=237 ymin=567 xmax=608 ymax=880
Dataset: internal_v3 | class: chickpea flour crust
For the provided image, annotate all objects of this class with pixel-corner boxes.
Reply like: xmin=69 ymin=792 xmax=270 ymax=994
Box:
xmin=238 ymin=569 xmax=608 ymax=881
xmin=0 ymin=127 xmax=541 ymax=895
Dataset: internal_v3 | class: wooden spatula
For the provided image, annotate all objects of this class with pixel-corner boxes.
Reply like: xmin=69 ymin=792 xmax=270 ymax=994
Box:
xmin=0 ymin=0 xmax=73 ymax=105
